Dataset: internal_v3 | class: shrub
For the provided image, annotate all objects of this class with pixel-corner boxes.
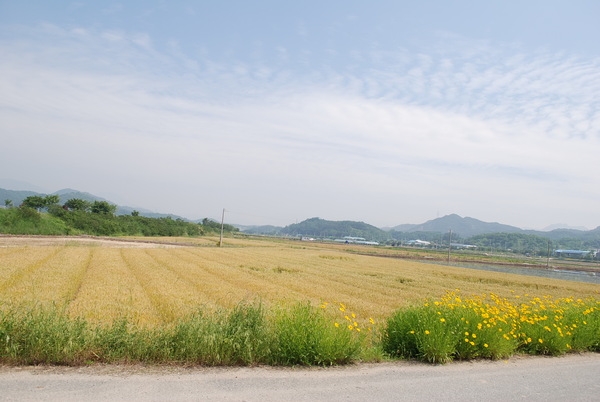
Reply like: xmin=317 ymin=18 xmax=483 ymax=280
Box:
xmin=383 ymin=292 xmax=599 ymax=363
xmin=383 ymin=304 xmax=459 ymax=364
xmin=268 ymin=302 xmax=362 ymax=366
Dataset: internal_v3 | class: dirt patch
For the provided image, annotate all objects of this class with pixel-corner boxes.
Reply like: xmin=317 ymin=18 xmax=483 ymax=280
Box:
xmin=0 ymin=235 xmax=188 ymax=249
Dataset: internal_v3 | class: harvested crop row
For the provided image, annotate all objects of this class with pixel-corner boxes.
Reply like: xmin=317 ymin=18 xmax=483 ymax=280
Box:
xmin=1 ymin=238 xmax=599 ymax=326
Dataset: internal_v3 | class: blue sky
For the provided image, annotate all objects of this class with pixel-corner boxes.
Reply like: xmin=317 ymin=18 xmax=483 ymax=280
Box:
xmin=1 ymin=1 xmax=599 ymax=229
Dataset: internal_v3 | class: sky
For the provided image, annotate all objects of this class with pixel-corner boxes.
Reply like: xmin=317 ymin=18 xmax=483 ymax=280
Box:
xmin=1 ymin=1 xmax=599 ymax=230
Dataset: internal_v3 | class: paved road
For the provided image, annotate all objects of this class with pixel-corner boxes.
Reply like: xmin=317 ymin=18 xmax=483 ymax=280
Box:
xmin=1 ymin=353 xmax=599 ymax=401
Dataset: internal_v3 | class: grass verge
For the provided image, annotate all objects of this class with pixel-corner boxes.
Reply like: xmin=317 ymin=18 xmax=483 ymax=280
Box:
xmin=1 ymin=293 xmax=598 ymax=366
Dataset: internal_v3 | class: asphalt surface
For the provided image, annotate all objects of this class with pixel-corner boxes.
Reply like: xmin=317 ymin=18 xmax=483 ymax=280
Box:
xmin=1 ymin=353 xmax=599 ymax=401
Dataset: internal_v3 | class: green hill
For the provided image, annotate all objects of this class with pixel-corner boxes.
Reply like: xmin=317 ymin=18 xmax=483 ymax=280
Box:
xmin=392 ymin=214 xmax=522 ymax=238
xmin=281 ymin=217 xmax=389 ymax=242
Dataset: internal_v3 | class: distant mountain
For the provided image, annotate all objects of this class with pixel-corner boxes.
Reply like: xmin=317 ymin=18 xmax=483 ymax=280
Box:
xmin=0 ymin=178 xmax=48 ymax=193
xmin=389 ymin=223 xmax=418 ymax=232
xmin=542 ymin=223 xmax=589 ymax=231
xmin=391 ymin=214 xmax=523 ymax=238
xmin=523 ymin=227 xmax=593 ymax=242
xmin=0 ymin=188 xmax=41 ymax=207
xmin=52 ymin=188 xmax=110 ymax=204
xmin=281 ymin=217 xmax=390 ymax=242
xmin=237 ymin=225 xmax=284 ymax=235
xmin=4 ymin=185 xmax=599 ymax=246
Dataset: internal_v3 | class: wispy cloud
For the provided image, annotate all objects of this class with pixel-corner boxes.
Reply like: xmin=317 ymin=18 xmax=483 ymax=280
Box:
xmin=1 ymin=23 xmax=599 ymax=227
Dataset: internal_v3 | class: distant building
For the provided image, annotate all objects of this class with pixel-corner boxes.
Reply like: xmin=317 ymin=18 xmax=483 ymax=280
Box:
xmin=450 ymin=243 xmax=478 ymax=250
xmin=334 ymin=236 xmax=379 ymax=245
xmin=405 ymin=239 xmax=432 ymax=247
xmin=554 ymin=249 xmax=592 ymax=258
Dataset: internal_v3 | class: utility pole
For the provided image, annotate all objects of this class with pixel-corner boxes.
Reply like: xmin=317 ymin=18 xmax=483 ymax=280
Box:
xmin=447 ymin=229 xmax=452 ymax=264
xmin=219 ymin=208 xmax=225 ymax=248
xmin=547 ymin=240 xmax=551 ymax=268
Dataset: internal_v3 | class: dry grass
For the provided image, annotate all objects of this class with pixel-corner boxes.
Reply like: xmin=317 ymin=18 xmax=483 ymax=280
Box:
xmin=1 ymin=236 xmax=598 ymax=326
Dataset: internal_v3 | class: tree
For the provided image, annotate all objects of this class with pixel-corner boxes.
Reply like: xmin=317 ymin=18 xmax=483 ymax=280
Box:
xmin=4 ymin=199 xmax=13 ymax=208
xmin=21 ymin=196 xmax=46 ymax=210
xmin=21 ymin=195 xmax=60 ymax=211
xmin=64 ymin=198 xmax=91 ymax=212
xmin=91 ymin=200 xmax=116 ymax=215
xmin=43 ymin=195 xmax=60 ymax=207
xmin=131 ymin=210 xmax=140 ymax=217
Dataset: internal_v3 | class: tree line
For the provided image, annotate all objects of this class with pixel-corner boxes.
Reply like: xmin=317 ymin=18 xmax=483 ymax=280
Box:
xmin=389 ymin=230 xmax=600 ymax=258
xmin=1 ymin=196 xmax=238 ymax=237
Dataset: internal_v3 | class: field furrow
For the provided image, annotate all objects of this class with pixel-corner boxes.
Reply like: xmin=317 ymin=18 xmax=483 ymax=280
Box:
xmin=1 ymin=237 xmax=599 ymax=326
xmin=0 ymin=246 xmax=64 ymax=298
xmin=1 ymin=246 xmax=92 ymax=305
xmin=64 ymin=248 xmax=94 ymax=304
xmin=163 ymin=248 xmax=312 ymax=306
xmin=119 ymin=249 xmax=210 ymax=323
xmin=67 ymin=248 xmax=160 ymax=325
xmin=144 ymin=248 xmax=292 ymax=307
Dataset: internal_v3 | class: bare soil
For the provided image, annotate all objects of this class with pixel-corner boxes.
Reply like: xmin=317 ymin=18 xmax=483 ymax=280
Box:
xmin=0 ymin=235 xmax=188 ymax=248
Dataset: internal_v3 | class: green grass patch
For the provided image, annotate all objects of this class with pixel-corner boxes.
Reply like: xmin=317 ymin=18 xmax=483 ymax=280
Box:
xmin=0 ymin=301 xmax=370 ymax=366
xmin=1 ymin=294 xmax=598 ymax=366
xmin=268 ymin=302 xmax=364 ymax=366
xmin=0 ymin=207 xmax=69 ymax=235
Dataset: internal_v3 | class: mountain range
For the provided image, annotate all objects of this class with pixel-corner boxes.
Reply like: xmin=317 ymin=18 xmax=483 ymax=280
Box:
xmin=2 ymin=187 xmax=598 ymax=240
xmin=239 ymin=214 xmax=600 ymax=243
xmin=388 ymin=214 xmax=523 ymax=237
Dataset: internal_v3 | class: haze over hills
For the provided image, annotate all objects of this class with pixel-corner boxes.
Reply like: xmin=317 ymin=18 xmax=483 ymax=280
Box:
xmin=0 ymin=178 xmax=49 ymax=193
xmin=389 ymin=214 xmax=523 ymax=238
xmin=2 ymin=186 xmax=599 ymax=242
xmin=542 ymin=223 xmax=589 ymax=232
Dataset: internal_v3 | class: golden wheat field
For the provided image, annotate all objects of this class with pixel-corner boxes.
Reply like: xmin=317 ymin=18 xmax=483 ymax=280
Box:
xmin=1 ymin=235 xmax=598 ymax=326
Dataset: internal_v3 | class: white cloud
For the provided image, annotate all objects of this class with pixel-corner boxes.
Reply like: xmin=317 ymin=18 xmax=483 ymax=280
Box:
xmin=101 ymin=30 xmax=124 ymax=42
xmin=1 ymin=24 xmax=599 ymax=228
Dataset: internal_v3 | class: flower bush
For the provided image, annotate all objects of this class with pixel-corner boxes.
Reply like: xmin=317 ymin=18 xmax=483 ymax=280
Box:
xmin=383 ymin=291 xmax=600 ymax=363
